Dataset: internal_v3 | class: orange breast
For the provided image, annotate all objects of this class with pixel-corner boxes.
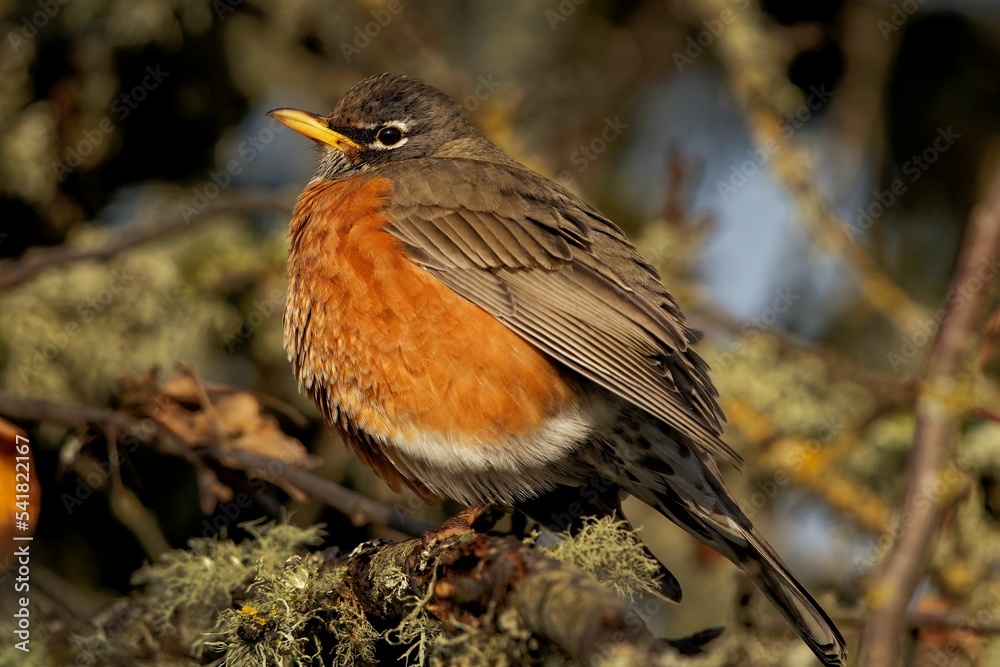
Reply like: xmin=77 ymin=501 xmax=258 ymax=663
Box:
xmin=284 ymin=175 xmax=577 ymax=489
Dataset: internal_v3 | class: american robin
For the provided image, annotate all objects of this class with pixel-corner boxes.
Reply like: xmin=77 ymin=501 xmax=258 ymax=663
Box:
xmin=268 ymin=73 xmax=847 ymax=666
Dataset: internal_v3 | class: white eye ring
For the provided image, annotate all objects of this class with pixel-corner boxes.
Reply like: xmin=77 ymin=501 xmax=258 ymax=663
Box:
xmin=376 ymin=126 xmax=406 ymax=147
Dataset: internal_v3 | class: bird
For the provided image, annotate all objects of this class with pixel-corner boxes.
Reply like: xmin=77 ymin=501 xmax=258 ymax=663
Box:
xmin=268 ymin=72 xmax=847 ymax=666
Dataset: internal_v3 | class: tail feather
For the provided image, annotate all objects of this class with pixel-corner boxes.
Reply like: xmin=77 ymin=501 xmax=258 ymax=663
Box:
xmin=590 ymin=404 xmax=847 ymax=664
xmin=734 ymin=525 xmax=847 ymax=666
xmin=648 ymin=484 xmax=848 ymax=666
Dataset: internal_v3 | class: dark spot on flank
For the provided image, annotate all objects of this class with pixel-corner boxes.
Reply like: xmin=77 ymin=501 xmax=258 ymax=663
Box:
xmin=643 ymin=457 xmax=675 ymax=477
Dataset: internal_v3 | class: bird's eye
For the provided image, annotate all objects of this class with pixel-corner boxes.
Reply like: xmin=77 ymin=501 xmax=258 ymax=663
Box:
xmin=376 ymin=126 xmax=404 ymax=146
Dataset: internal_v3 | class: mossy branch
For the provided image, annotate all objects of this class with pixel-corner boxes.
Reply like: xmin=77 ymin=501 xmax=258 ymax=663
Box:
xmin=343 ymin=530 xmax=678 ymax=667
xmin=57 ymin=519 xmax=705 ymax=667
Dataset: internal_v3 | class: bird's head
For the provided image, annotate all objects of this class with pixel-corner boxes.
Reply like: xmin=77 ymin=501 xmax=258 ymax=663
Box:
xmin=268 ymin=73 xmax=489 ymax=181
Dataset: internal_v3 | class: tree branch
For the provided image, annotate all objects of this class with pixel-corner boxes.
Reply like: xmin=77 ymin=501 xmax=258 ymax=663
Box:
xmin=0 ymin=192 xmax=289 ymax=291
xmin=344 ymin=530 xmax=679 ymax=666
xmin=857 ymin=167 xmax=1000 ymax=666
xmin=685 ymin=0 xmax=931 ymax=335
xmin=0 ymin=390 xmax=430 ymax=537
xmin=207 ymin=446 xmax=433 ymax=536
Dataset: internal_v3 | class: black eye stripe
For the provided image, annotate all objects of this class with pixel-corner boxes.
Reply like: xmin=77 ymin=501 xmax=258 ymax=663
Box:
xmin=376 ymin=126 xmax=404 ymax=146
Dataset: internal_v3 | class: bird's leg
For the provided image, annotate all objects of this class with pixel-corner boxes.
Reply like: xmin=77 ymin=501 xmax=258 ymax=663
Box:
xmin=422 ymin=504 xmax=505 ymax=546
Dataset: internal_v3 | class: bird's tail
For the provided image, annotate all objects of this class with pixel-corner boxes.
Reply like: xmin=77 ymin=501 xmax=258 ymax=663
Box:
xmin=645 ymin=480 xmax=848 ymax=666
xmin=731 ymin=522 xmax=847 ymax=666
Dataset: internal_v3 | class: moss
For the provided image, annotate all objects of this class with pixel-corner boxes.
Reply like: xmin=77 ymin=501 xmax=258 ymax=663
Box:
xmin=69 ymin=600 xmax=165 ymax=666
xmin=72 ymin=519 xmax=683 ymax=666
xmin=430 ymin=610 xmax=540 ymax=667
xmin=543 ymin=515 xmax=664 ymax=602
xmin=65 ymin=521 xmax=325 ymax=666
xmin=329 ymin=588 xmax=379 ymax=667
xmin=379 ymin=517 xmax=665 ymax=666
xmin=0 ymin=212 xmax=287 ymax=405
xmin=0 ymin=635 xmax=56 ymax=667
xmin=131 ymin=520 xmax=325 ymax=632
xmin=198 ymin=524 xmax=380 ymax=667
xmin=707 ymin=336 xmax=872 ymax=441
xmin=388 ymin=579 xmax=555 ymax=667
xmin=208 ymin=554 xmax=340 ymax=667
xmin=382 ymin=560 xmax=549 ymax=667
xmin=386 ymin=567 xmax=441 ymax=667
xmin=379 ymin=563 xmax=413 ymax=600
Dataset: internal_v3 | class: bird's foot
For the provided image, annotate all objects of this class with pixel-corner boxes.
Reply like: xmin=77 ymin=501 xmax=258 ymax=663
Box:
xmin=422 ymin=504 xmax=504 ymax=548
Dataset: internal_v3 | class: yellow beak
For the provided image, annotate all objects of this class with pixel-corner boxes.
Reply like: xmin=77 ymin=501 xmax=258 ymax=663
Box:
xmin=267 ymin=108 xmax=362 ymax=154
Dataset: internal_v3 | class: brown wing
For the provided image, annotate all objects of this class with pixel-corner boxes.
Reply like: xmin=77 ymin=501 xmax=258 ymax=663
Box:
xmin=380 ymin=157 xmax=738 ymax=466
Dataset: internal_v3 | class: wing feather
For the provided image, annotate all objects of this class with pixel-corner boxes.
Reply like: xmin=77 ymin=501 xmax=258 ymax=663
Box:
xmin=380 ymin=158 xmax=737 ymax=465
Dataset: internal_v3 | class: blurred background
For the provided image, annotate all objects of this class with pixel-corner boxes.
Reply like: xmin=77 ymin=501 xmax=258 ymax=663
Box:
xmin=1 ymin=0 xmax=999 ymax=665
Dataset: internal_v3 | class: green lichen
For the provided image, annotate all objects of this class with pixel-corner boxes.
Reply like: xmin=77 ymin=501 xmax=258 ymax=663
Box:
xmin=328 ymin=588 xmax=379 ymax=667
xmin=0 ymin=635 xmax=56 ymax=667
xmin=208 ymin=554 xmax=343 ymax=667
xmin=707 ymin=336 xmax=872 ymax=440
xmin=71 ymin=518 xmax=695 ymax=666
xmin=0 ymin=211 xmax=288 ymax=406
xmin=543 ymin=515 xmax=664 ymax=602
xmin=131 ymin=520 xmax=325 ymax=632
xmin=67 ymin=602 xmax=165 ymax=667
xmin=388 ymin=582 xmax=551 ymax=667
xmin=430 ymin=610 xmax=540 ymax=667
xmin=386 ymin=567 xmax=441 ymax=667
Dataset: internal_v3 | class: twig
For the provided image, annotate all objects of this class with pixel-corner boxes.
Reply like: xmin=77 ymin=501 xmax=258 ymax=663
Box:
xmin=857 ymin=167 xmax=1000 ymax=666
xmin=107 ymin=478 xmax=172 ymax=560
xmin=0 ymin=192 xmax=289 ymax=291
xmin=691 ymin=303 xmax=915 ymax=399
xmin=0 ymin=392 xmax=132 ymax=430
xmin=0 ymin=391 xmax=431 ymax=537
xmin=834 ymin=607 xmax=1000 ymax=635
xmin=205 ymin=446 xmax=433 ymax=537
xmin=685 ymin=0 xmax=931 ymax=335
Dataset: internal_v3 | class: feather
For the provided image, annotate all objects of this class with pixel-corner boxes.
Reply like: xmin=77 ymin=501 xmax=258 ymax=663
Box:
xmin=381 ymin=158 xmax=738 ymax=467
